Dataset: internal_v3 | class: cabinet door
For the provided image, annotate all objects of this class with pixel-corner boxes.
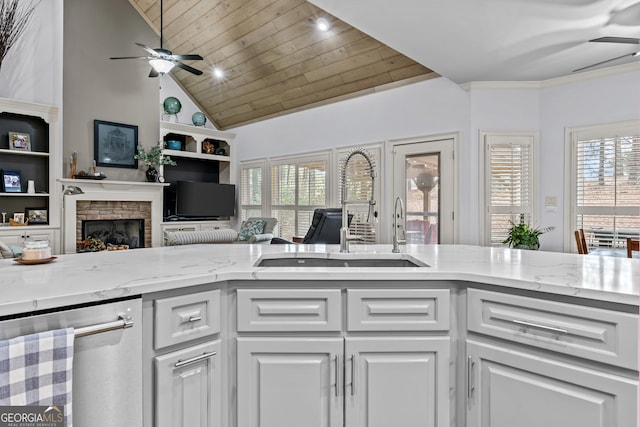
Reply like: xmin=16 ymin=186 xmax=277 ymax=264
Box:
xmin=0 ymin=228 xmax=54 ymax=246
xmin=237 ymin=337 xmax=343 ymax=427
xmin=467 ymin=340 xmax=638 ymax=427
xmin=344 ymin=337 xmax=450 ymax=427
xmin=155 ymin=340 xmax=221 ymax=427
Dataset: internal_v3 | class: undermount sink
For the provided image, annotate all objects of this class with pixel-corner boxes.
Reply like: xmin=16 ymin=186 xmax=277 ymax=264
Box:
xmin=255 ymin=254 xmax=429 ymax=268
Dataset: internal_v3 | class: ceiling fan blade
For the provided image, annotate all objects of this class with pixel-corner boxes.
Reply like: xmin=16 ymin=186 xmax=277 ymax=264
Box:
xmin=170 ymin=54 xmax=203 ymax=61
xmin=174 ymin=61 xmax=203 ymax=75
xmin=573 ymin=52 xmax=638 ymax=72
xmin=589 ymin=36 xmax=640 ymax=44
xmin=149 ymin=68 xmax=160 ymax=78
xmin=135 ymin=42 xmax=160 ymax=56
xmin=110 ymin=56 xmax=150 ymax=60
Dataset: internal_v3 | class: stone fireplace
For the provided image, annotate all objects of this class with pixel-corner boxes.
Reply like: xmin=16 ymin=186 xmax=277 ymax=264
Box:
xmin=78 ymin=201 xmax=149 ymax=248
xmin=61 ymin=179 xmax=166 ymax=253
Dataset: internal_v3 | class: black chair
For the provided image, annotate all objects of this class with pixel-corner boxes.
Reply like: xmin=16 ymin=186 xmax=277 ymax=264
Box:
xmin=271 ymin=208 xmax=352 ymax=244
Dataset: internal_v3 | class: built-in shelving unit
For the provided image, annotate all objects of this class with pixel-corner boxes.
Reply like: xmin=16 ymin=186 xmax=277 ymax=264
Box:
xmin=0 ymin=98 xmax=60 ymax=252
xmin=158 ymin=121 xmax=236 ymax=228
xmin=159 ymin=121 xmax=235 ymax=184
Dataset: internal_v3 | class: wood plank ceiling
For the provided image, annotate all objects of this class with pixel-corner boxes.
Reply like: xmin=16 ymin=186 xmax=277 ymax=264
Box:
xmin=129 ymin=0 xmax=436 ymax=130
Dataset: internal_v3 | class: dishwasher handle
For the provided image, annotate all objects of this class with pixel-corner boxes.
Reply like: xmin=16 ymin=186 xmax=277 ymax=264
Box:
xmin=74 ymin=314 xmax=134 ymax=338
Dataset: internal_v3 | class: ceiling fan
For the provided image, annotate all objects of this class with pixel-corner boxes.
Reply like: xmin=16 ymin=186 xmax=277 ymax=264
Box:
xmin=573 ymin=36 xmax=640 ymax=72
xmin=110 ymin=0 xmax=203 ymax=77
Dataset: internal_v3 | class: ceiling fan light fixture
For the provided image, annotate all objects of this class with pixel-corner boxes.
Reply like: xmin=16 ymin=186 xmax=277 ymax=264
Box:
xmin=149 ymin=58 xmax=175 ymax=74
xmin=213 ymin=67 xmax=224 ymax=79
xmin=316 ymin=17 xmax=330 ymax=32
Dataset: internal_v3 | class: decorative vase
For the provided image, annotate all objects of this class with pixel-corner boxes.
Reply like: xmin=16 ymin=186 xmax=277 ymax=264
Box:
xmin=163 ymin=97 xmax=182 ymax=115
xmin=192 ymin=112 xmax=206 ymax=126
xmin=146 ymin=167 xmax=159 ymax=182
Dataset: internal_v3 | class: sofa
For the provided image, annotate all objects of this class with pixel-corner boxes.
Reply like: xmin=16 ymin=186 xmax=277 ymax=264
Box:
xmin=164 ymin=217 xmax=278 ymax=246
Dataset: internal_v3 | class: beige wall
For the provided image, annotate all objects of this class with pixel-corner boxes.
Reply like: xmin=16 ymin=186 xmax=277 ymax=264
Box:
xmin=63 ymin=0 xmax=160 ymax=181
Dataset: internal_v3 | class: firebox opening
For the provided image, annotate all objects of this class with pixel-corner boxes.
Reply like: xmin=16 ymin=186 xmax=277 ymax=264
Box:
xmin=82 ymin=219 xmax=145 ymax=249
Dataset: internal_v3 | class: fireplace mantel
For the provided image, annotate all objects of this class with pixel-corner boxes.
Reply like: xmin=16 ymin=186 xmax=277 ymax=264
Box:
xmin=59 ymin=179 xmax=168 ymax=253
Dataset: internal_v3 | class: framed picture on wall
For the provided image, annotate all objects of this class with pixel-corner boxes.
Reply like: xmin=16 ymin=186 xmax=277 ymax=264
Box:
xmin=94 ymin=120 xmax=138 ymax=169
xmin=1 ymin=169 xmax=22 ymax=192
xmin=8 ymin=132 xmax=31 ymax=151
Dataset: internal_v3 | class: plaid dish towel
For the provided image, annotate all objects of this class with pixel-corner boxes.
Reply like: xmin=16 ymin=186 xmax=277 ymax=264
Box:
xmin=0 ymin=328 xmax=74 ymax=427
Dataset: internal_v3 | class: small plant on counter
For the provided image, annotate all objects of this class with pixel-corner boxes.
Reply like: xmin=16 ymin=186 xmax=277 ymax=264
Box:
xmin=134 ymin=142 xmax=177 ymax=168
xmin=503 ymin=214 xmax=554 ymax=250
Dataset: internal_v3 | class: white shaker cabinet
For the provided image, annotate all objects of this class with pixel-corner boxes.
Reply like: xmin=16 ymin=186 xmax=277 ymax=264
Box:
xmin=0 ymin=227 xmax=55 ymax=247
xmin=237 ymin=337 xmax=344 ymax=427
xmin=144 ymin=289 xmax=222 ymax=427
xmin=235 ymin=288 xmax=451 ymax=427
xmin=155 ymin=340 xmax=221 ymax=427
xmin=466 ymin=288 xmax=638 ymax=427
xmin=466 ymin=340 xmax=637 ymax=427
xmin=345 ymin=337 xmax=450 ymax=427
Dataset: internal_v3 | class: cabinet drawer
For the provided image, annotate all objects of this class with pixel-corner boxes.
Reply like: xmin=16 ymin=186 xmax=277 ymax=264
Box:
xmin=237 ymin=289 xmax=341 ymax=332
xmin=201 ymin=221 xmax=230 ymax=231
xmin=467 ymin=288 xmax=638 ymax=370
xmin=347 ymin=289 xmax=450 ymax=331
xmin=154 ymin=290 xmax=220 ymax=350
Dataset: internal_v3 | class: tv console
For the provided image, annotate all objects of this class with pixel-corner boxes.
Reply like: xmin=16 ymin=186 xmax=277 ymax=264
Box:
xmin=160 ymin=219 xmax=231 ymax=244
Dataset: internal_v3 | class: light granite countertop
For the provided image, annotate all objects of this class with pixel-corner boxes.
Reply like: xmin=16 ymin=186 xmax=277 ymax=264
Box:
xmin=0 ymin=244 xmax=637 ymax=316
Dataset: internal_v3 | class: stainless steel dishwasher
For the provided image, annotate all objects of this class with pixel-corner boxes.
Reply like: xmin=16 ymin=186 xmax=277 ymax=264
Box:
xmin=0 ymin=297 xmax=143 ymax=426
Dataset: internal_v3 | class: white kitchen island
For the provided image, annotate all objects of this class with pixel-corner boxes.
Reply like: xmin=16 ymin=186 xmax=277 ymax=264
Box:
xmin=0 ymin=244 xmax=637 ymax=427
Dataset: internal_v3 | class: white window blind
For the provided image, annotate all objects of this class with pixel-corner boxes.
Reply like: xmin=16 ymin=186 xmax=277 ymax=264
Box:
xmin=270 ymin=154 xmax=328 ymax=239
xmin=572 ymin=124 xmax=640 ymax=250
xmin=336 ymin=145 xmax=381 ymax=243
xmin=484 ymin=133 xmax=537 ymax=246
xmin=239 ymin=161 xmax=264 ymax=222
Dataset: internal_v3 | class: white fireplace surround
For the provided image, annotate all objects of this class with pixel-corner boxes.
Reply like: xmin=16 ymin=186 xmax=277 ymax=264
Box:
xmin=60 ymin=179 xmax=167 ymax=254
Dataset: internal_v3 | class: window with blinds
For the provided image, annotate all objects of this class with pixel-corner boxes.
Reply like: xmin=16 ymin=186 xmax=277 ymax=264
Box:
xmin=571 ymin=123 xmax=639 ymax=250
xmin=270 ymin=154 xmax=329 ymax=239
xmin=239 ymin=161 xmax=265 ymax=221
xmin=483 ymin=133 xmax=538 ymax=246
xmin=336 ymin=145 xmax=382 ymax=243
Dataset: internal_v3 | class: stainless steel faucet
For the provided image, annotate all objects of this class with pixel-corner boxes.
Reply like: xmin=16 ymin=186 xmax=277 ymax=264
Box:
xmin=392 ymin=196 xmax=406 ymax=253
xmin=340 ymin=148 xmax=376 ymax=253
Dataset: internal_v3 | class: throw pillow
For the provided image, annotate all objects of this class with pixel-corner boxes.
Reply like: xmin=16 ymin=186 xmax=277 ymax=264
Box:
xmin=238 ymin=219 xmax=265 ymax=241
xmin=0 ymin=240 xmax=14 ymax=259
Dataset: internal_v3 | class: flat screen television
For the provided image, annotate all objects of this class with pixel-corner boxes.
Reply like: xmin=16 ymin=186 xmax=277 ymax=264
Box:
xmin=175 ymin=181 xmax=236 ymax=218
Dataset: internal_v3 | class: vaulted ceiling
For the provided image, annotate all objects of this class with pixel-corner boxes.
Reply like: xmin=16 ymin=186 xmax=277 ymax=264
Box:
xmin=129 ymin=0 xmax=640 ymax=130
xmin=128 ymin=0 xmax=436 ymax=130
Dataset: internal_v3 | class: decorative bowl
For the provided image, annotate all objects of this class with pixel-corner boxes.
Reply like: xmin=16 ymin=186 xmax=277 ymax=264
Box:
xmin=166 ymin=140 xmax=182 ymax=150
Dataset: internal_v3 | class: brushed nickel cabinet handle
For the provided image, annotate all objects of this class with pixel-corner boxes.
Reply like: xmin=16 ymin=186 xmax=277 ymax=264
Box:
xmin=351 ymin=354 xmax=356 ymax=396
xmin=512 ymin=319 xmax=568 ymax=335
xmin=334 ymin=354 xmax=340 ymax=397
xmin=175 ymin=351 xmax=216 ymax=368
xmin=188 ymin=316 xmax=203 ymax=322
xmin=467 ymin=356 xmax=475 ymax=399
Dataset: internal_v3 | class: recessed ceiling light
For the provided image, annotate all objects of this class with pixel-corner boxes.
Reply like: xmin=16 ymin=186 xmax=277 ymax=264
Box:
xmin=213 ymin=67 xmax=224 ymax=79
xmin=316 ymin=18 xmax=330 ymax=32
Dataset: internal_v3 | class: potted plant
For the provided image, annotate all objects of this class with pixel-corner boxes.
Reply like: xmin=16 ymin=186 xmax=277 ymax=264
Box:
xmin=134 ymin=142 xmax=176 ymax=182
xmin=503 ymin=214 xmax=554 ymax=250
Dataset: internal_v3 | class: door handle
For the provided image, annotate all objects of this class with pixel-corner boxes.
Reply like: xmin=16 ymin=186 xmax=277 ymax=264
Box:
xmin=467 ymin=356 xmax=475 ymax=399
xmin=175 ymin=351 xmax=216 ymax=368
xmin=351 ymin=354 xmax=356 ymax=396
xmin=334 ymin=354 xmax=340 ymax=397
